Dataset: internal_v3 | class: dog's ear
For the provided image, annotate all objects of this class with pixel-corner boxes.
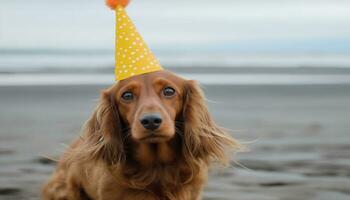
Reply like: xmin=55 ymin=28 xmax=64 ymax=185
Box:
xmin=181 ymin=80 xmax=239 ymax=165
xmin=71 ymin=89 xmax=126 ymax=166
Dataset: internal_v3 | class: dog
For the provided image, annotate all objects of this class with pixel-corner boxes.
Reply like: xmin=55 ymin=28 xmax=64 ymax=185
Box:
xmin=42 ymin=70 xmax=239 ymax=200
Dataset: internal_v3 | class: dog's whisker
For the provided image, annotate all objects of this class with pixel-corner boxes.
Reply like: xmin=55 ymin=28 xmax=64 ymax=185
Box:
xmin=122 ymin=133 xmax=131 ymax=143
xmin=175 ymin=130 xmax=182 ymax=136
xmin=230 ymin=158 xmax=252 ymax=171
xmin=175 ymin=121 xmax=185 ymax=125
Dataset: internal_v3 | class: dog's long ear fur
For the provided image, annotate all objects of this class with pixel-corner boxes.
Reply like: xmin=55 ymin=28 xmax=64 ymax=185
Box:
xmin=182 ymin=80 xmax=239 ymax=166
xmin=68 ymin=89 xmax=125 ymax=166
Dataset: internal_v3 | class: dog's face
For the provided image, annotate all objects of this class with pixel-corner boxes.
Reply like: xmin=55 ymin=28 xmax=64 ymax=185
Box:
xmin=113 ymin=70 xmax=185 ymax=143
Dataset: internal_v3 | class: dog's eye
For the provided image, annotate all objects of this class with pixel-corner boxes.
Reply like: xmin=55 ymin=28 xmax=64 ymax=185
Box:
xmin=163 ymin=87 xmax=176 ymax=97
xmin=121 ymin=91 xmax=134 ymax=101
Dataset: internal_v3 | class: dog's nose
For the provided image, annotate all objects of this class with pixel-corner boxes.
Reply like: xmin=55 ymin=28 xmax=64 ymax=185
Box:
xmin=140 ymin=113 xmax=162 ymax=131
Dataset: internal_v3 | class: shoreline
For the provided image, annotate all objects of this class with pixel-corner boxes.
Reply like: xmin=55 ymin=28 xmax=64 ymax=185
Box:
xmin=1 ymin=73 xmax=350 ymax=86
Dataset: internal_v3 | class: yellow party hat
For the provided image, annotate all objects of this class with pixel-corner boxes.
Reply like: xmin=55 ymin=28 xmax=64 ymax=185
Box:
xmin=106 ymin=0 xmax=163 ymax=81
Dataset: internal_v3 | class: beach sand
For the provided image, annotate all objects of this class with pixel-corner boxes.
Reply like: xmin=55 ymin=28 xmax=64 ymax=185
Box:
xmin=0 ymin=84 xmax=350 ymax=200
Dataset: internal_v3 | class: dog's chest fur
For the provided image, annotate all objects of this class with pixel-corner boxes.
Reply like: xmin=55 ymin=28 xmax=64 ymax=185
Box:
xmin=134 ymin=142 xmax=178 ymax=165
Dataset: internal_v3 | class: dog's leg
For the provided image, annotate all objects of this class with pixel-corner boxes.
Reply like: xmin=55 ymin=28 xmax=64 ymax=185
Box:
xmin=99 ymin=184 xmax=158 ymax=200
xmin=66 ymin=178 xmax=84 ymax=200
xmin=43 ymin=168 xmax=87 ymax=200
xmin=42 ymin=169 xmax=69 ymax=200
xmin=170 ymin=185 xmax=202 ymax=200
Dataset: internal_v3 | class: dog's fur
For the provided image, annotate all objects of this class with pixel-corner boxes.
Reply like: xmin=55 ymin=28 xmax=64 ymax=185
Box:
xmin=42 ymin=70 xmax=239 ymax=200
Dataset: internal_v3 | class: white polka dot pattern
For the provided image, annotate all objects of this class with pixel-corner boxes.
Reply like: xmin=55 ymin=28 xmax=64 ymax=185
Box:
xmin=115 ymin=6 xmax=163 ymax=81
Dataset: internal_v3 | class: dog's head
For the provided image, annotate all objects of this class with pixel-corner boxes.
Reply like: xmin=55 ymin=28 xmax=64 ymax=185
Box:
xmin=115 ymin=70 xmax=183 ymax=143
xmin=76 ymin=70 xmax=239 ymax=167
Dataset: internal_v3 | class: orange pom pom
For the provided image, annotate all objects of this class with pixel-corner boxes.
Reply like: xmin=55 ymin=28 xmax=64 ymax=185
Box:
xmin=105 ymin=0 xmax=130 ymax=9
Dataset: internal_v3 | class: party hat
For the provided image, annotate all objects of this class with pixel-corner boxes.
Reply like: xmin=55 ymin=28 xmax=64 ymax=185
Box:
xmin=106 ymin=0 xmax=163 ymax=81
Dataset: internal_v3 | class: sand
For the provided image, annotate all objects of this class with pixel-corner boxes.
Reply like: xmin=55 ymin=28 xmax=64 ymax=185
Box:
xmin=0 ymin=84 xmax=350 ymax=200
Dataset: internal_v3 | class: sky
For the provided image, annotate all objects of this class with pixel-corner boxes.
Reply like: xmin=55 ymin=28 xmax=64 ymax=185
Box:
xmin=1 ymin=0 xmax=350 ymax=70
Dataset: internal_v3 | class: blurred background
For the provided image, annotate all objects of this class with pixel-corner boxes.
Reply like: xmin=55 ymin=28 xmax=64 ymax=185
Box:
xmin=1 ymin=0 xmax=350 ymax=199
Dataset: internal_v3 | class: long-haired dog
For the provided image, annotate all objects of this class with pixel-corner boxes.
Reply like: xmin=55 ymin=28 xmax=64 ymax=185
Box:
xmin=42 ymin=70 xmax=239 ymax=200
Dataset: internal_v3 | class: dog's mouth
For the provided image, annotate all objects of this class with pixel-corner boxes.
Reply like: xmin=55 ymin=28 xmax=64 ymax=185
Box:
xmin=139 ymin=134 xmax=169 ymax=143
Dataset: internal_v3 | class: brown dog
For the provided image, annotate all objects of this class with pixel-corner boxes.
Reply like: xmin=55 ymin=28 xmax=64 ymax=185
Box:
xmin=42 ymin=70 xmax=239 ymax=200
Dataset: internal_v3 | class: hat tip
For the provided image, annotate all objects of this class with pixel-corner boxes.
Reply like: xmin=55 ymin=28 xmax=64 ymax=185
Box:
xmin=105 ymin=0 xmax=130 ymax=10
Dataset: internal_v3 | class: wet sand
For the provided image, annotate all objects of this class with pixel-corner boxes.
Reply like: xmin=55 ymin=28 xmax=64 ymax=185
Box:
xmin=0 ymin=84 xmax=350 ymax=200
